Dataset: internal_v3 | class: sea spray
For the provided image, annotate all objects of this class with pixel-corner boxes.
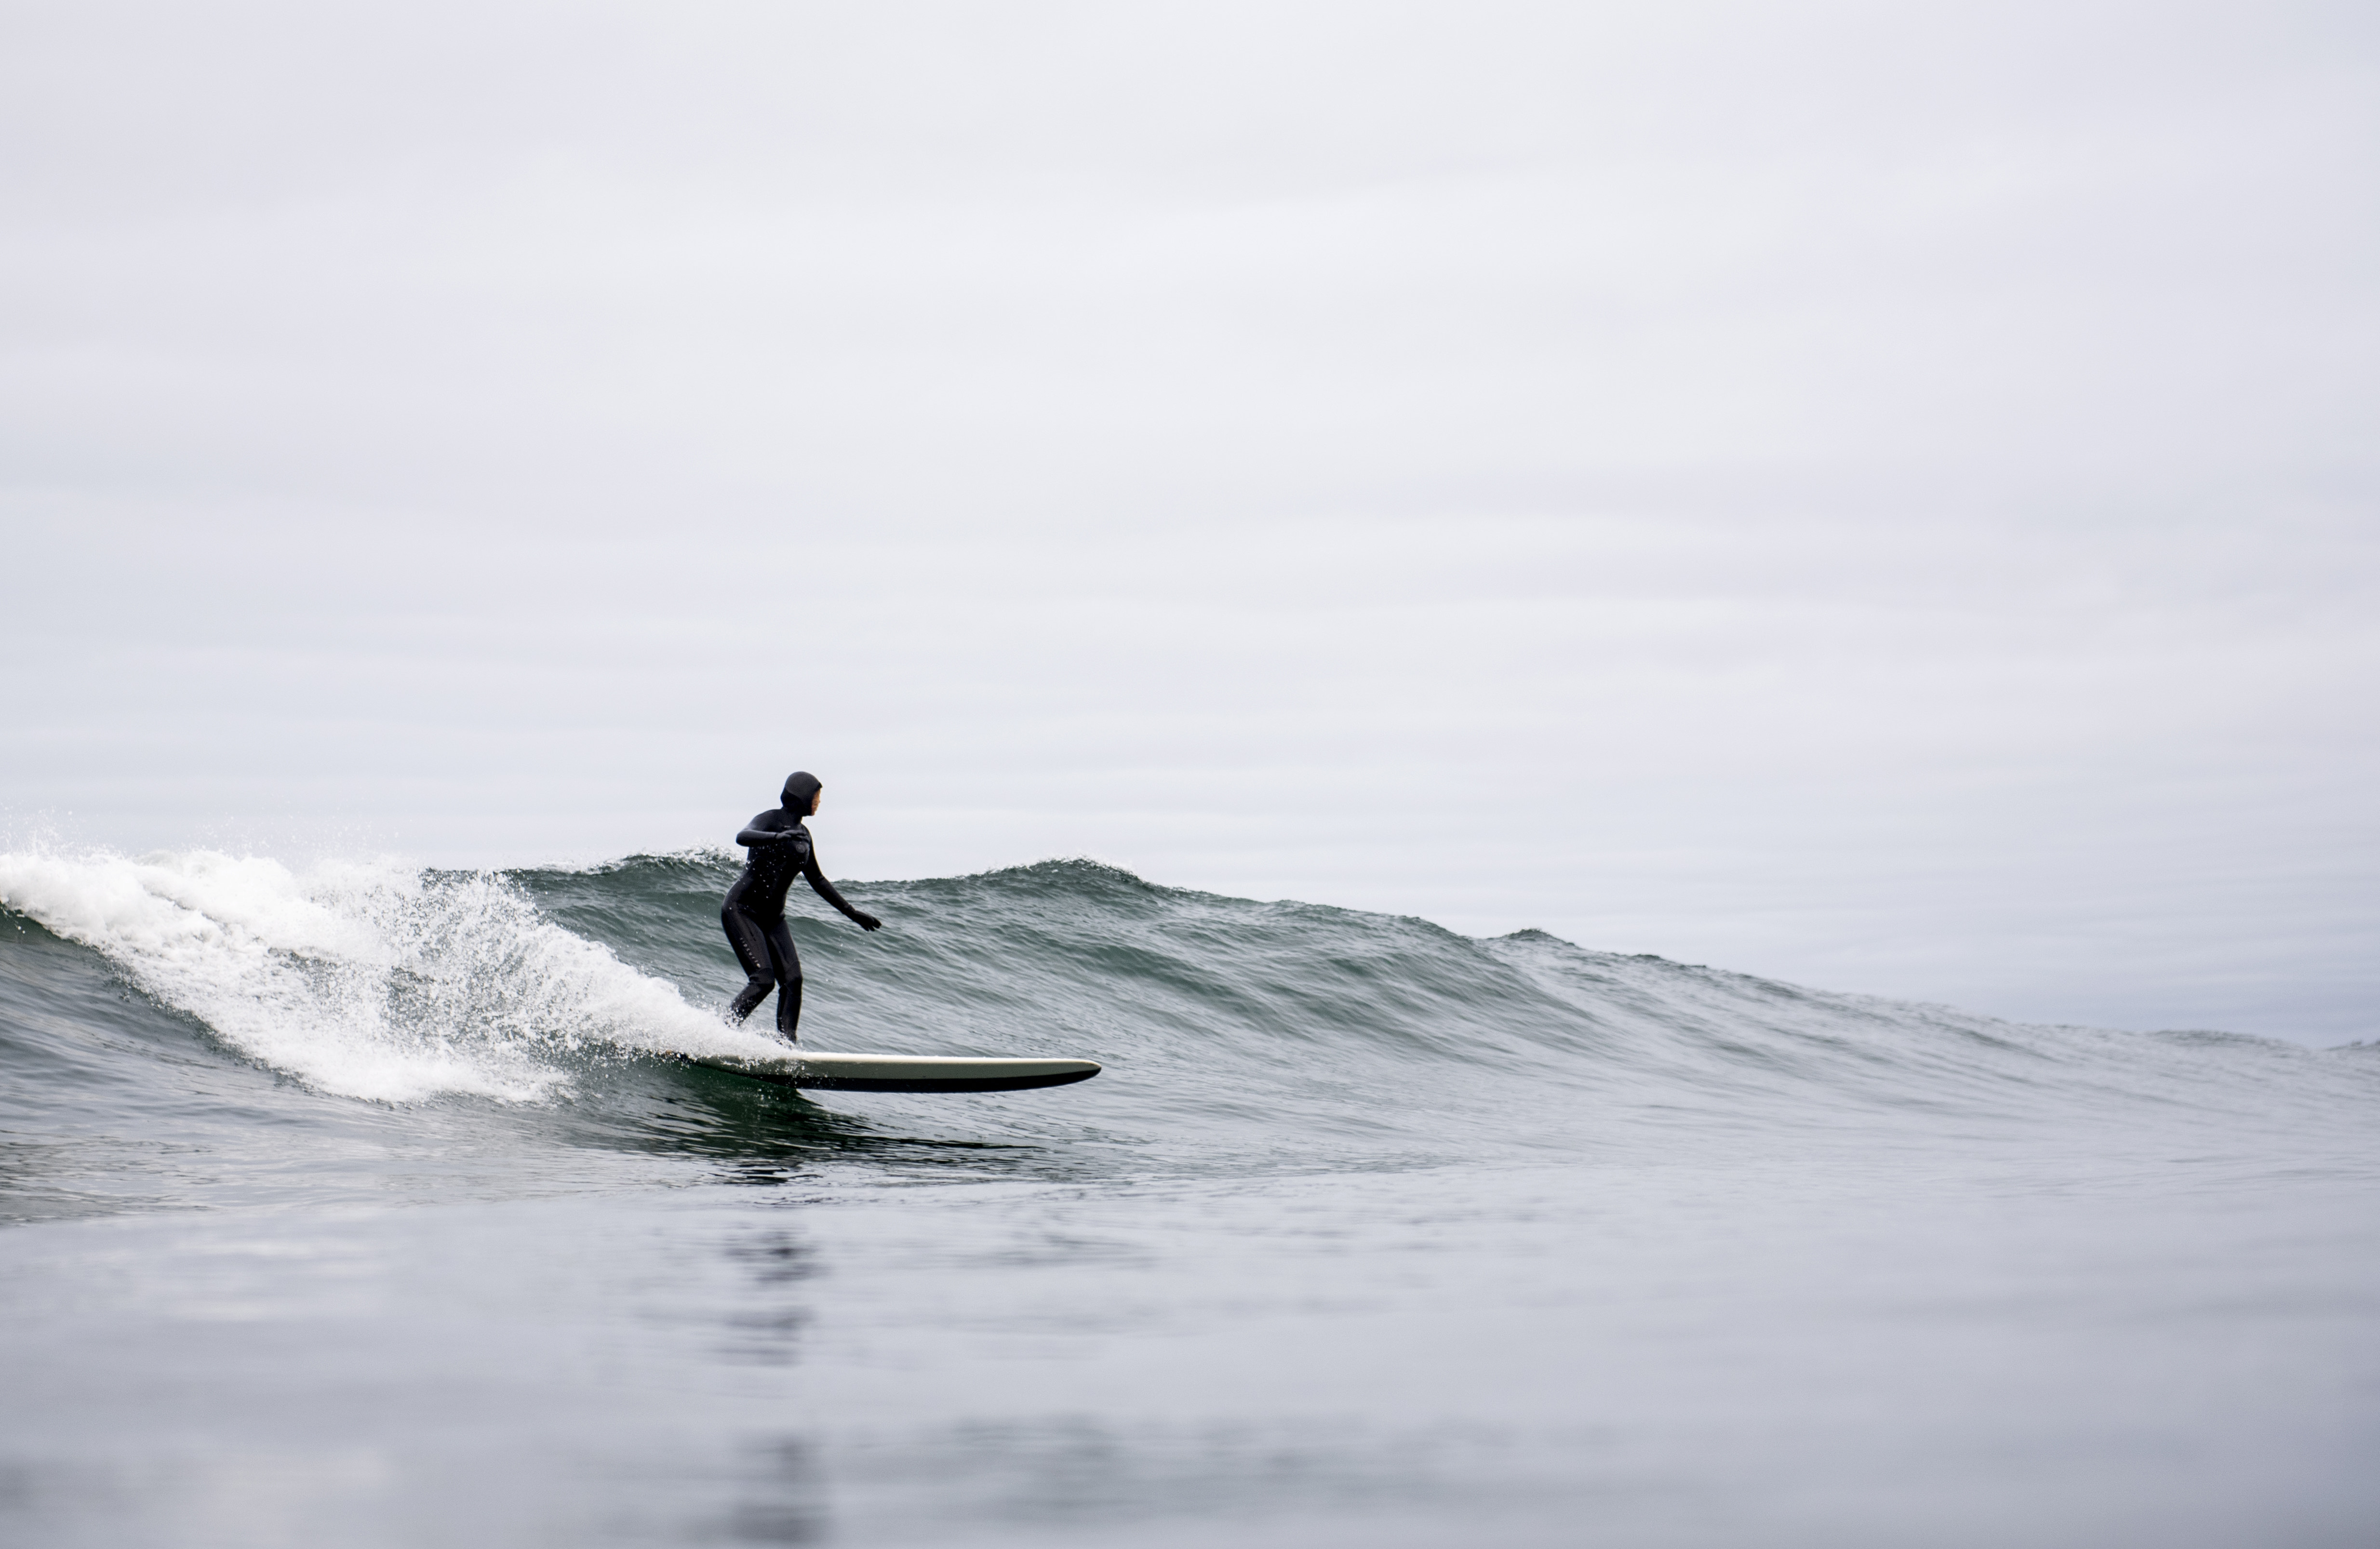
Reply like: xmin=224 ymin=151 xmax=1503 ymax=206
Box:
xmin=0 ymin=849 xmax=778 ymax=1102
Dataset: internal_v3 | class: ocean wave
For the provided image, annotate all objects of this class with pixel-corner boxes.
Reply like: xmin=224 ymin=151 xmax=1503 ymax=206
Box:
xmin=4 ymin=849 xmax=2372 ymax=1149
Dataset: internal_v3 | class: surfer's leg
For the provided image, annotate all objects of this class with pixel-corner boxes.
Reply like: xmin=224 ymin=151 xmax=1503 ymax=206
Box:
xmin=764 ymin=921 xmax=803 ymax=1039
xmin=722 ymin=904 xmax=776 ymax=1021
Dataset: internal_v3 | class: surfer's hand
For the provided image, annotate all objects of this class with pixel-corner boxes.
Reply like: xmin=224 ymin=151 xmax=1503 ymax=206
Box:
xmin=854 ymin=911 xmax=882 ymax=932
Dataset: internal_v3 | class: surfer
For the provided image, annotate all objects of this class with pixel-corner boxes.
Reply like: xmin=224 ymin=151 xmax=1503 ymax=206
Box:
xmin=723 ymin=771 xmax=881 ymax=1042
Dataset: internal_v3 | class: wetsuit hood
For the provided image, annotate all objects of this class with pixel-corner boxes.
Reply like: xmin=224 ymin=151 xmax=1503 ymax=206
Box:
xmin=781 ymin=771 xmax=822 ymax=814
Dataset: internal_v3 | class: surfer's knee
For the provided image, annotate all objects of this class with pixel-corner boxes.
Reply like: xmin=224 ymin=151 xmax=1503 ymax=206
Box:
xmin=733 ymin=964 xmax=776 ymax=1002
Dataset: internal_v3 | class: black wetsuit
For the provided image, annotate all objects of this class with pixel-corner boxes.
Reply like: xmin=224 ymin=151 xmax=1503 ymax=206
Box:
xmin=723 ymin=772 xmax=878 ymax=1039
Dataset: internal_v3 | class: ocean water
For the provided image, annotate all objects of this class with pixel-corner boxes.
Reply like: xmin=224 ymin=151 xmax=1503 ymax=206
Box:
xmin=2 ymin=849 xmax=2376 ymax=1548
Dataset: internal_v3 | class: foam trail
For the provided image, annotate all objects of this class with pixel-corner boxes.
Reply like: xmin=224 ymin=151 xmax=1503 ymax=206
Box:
xmin=0 ymin=849 xmax=777 ymax=1102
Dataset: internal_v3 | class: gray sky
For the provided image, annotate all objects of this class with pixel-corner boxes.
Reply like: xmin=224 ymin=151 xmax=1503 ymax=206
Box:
xmin=4 ymin=0 xmax=2376 ymax=1042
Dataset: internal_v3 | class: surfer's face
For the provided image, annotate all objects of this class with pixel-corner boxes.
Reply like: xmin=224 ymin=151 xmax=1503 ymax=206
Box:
xmin=808 ymin=788 xmax=824 ymax=816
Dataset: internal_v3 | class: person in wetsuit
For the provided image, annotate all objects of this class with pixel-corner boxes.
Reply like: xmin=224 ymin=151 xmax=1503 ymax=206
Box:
xmin=723 ymin=771 xmax=881 ymax=1041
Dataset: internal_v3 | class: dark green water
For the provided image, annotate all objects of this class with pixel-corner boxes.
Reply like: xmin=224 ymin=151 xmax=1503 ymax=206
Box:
xmin=4 ymin=851 xmax=2377 ymax=1546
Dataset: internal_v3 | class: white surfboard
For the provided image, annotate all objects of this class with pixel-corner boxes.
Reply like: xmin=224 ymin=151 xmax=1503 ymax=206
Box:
xmin=674 ymin=1049 xmax=1101 ymax=1094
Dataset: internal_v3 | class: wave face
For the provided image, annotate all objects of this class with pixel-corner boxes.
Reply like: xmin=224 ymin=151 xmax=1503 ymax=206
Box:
xmin=5 ymin=848 xmax=2371 ymax=1195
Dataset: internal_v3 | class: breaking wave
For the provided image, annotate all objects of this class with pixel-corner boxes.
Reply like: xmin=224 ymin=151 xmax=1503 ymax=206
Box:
xmin=3 ymin=849 xmax=2373 ymax=1175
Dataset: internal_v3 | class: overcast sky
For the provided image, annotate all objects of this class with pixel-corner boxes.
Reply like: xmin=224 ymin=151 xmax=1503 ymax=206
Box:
xmin=3 ymin=0 xmax=2375 ymax=1042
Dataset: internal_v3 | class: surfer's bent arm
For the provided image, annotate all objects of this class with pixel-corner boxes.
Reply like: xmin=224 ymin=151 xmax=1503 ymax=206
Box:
xmin=735 ymin=822 xmax=798 ymax=847
xmin=803 ymin=858 xmax=882 ymax=931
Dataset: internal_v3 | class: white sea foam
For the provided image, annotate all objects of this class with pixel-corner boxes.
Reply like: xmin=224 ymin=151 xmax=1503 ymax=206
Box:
xmin=0 ymin=848 xmax=773 ymax=1102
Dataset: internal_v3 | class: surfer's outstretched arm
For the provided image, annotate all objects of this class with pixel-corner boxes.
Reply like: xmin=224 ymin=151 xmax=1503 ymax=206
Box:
xmin=803 ymin=857 xmax=882 ymax=932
